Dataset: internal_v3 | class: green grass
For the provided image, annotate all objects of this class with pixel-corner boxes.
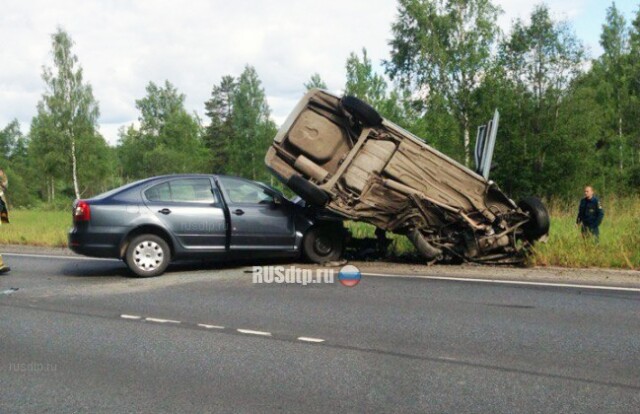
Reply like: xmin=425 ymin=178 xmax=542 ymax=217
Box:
xmin=0 ymin=210 xmax=70 ymax=247
xmin=2 ymin=199 xmax=639 ymax=269
xmin=346 ymin=221 xmax=415 ymax=257
xmin=529 ymin=198 xmax=640 ymax=269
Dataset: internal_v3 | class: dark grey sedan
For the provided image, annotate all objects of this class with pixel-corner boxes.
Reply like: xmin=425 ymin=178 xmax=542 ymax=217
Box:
xmin=69 ymin=174 xmax=345 ymax=277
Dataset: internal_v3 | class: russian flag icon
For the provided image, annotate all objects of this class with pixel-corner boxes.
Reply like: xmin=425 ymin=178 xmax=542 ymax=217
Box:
xmin=338 ymin=265 xmax=361 ymax=287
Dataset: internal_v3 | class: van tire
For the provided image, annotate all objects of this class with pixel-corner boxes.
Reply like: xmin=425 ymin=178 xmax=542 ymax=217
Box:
xmin=518 ymin=197 xmax=550 ymax=242
xmin=286 ymin=175 xmax=329 ymax=207
xmin=341 ymin=96 xmax=382 ymax=126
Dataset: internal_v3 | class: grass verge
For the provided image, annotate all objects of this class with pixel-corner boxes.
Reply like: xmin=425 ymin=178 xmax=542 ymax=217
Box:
xmin=0 ymin=210 xmax=69 ymax=248
xmin=1 ymin=199 xmax=638 ymax=269
xmin=530 ymin=198 xmax=639 ymax=269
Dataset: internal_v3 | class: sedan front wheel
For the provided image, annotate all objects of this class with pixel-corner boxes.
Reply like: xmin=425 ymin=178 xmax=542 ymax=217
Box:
xmin=303 ymin=225 xmax=344 ymax=264
xmin=125 ymin=234 xmax=171 ymax=277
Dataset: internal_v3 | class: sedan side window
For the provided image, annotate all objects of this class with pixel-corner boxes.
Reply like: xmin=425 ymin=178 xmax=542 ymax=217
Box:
xmin=218 ymin=177 xmax=274 ymax=204
xmin=145 ymin=182 xmax=171 ymax=202
xmin=145 ymin=179 xmax=217 ymax=204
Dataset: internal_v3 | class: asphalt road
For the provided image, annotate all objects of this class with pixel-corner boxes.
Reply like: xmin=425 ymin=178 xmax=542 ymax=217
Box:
xmin=1 ymin=254 xmax=639 ymax=413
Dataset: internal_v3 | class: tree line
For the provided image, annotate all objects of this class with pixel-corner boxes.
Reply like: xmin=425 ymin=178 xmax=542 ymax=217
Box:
xmin=1 ymin=1 xmax=639 ymax=208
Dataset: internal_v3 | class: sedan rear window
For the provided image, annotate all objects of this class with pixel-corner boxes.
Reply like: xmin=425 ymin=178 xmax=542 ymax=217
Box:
xmin=145 ymin=179 xmax=217 ymax=204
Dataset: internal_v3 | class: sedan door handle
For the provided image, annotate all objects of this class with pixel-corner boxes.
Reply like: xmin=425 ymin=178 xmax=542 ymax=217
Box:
xmin=233 ymin=209 xmax=245 ymax=216
xmin=158 ymin=208 xmax=172 ymax=215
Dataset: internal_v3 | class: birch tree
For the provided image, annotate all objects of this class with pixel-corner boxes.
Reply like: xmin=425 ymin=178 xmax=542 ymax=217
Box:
xmin=33 ymin=28 xmax=100 ymax=200
xmin=386 ymin=0 xmax=500 ymax=166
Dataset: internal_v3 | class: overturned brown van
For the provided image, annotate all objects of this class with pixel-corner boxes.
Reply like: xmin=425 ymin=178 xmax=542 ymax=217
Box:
xmin=265 ymin=89 xmax=549 ymax=264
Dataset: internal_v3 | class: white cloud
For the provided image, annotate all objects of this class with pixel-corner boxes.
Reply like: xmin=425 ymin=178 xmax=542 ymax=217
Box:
xmin=0 ymin=0 xmax=613 ymax=145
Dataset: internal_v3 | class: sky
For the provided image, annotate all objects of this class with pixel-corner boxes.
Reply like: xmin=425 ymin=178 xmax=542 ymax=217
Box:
xmin=0 ymin=0 xmax=638 ymax=145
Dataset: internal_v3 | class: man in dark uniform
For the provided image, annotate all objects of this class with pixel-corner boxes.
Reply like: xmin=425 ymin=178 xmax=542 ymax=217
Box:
xmin=576 ymin=185 xmax=604 ymax=240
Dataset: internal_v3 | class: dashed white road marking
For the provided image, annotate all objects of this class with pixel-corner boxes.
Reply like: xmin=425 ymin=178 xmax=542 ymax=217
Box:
xmin=237 ymin=329 xmax=272 ymax=337
xmin=198 ymin=323 xmax=225 ymax=329
xmin=122 ymin=315 xmax=326 ymax=344
xmin=145 ymin=317 xmax=180 ymax=324
xmin=362 ymin=272 xmax=640 ymax=292
xmin=297 ymin=337 xmax=325 ymax=343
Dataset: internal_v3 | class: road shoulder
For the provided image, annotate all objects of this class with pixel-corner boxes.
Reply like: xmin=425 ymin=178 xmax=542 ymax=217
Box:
xmin=347 ymin=261 xmax=640 ymax=289
xmin=2 ymin=244 xmax=639 ymax=288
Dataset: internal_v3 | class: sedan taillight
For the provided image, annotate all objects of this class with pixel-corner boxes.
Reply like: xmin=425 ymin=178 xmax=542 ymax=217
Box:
xmin=73 ymin=200 xmax=91 ymax=222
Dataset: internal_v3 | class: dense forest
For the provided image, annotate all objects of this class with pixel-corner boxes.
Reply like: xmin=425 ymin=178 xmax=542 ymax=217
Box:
xmin=1 ymin=1 xmax=639 ymax=208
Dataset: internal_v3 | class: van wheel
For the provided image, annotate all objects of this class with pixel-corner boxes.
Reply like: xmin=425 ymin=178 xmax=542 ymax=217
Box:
xmin=341 ymin=96 xmax=383 ymax=126
xmin=303 ymin=225 xmax=344 ymax=263
xmin=518 ymin=197 xmax=550 ymax=242
xmin=125 ymin=234 xmax=170 ymax=277
xmin=287 ymin=175 xmax=329 ymax=207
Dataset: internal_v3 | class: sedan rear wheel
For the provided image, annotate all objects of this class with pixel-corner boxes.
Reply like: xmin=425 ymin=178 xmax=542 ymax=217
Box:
xmin=125 ymin=234 xmax=170 ymax=277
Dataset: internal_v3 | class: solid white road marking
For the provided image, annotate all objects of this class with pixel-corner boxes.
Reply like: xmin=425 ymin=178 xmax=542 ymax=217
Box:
xmin=3 ymin=253 xmax=119 ymax=261
xmin=297 ymin=337 xmax=325 ymax=343
xmin=362 ymin=272 xmax=640 ymax=292
xmin=120 ymin=314 xmax=141 ymax=320
xmin=197 ymin=323 xmax=225 ymax=329
xmin=6 ymin=252 xmax=638 ymax=292
xmin=237 ymin=329 xmax=272 ymax=336
xmin=145 ymin=317 xmax=180 ymax=324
